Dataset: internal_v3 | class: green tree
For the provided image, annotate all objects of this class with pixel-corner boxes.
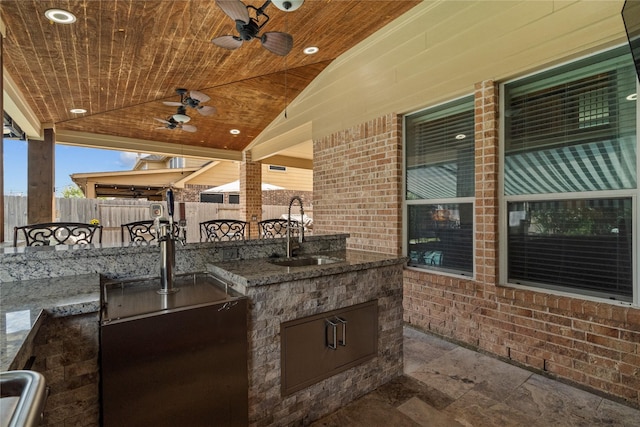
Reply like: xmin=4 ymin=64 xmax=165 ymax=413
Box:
xmin=61 ymin=184 xmax=85 ymax=198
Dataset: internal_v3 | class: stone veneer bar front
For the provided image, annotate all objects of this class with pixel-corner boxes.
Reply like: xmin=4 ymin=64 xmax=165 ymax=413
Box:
xmin=209 ymin=251 xmax=406 ymax=426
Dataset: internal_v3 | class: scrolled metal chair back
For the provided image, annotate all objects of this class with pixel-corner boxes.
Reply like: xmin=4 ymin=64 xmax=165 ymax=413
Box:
xmin=14 ymin=222 xmax=103 ymax=247
xmin=258 ymin=219 xmax=300 ymax=239
xmin=121 ymin=220 xmax=174 ymax=244
xmin=199 ymin=219 xmax=248 ymax=242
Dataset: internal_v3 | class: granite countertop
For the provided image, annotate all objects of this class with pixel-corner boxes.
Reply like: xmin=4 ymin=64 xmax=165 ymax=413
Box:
xmin=0 ymin=274 xmax=101 ymax=371
xmin=0 ymin=248 xmax=407 ymax=371
xmin=208 ymin=250 xmax=407 ymax=291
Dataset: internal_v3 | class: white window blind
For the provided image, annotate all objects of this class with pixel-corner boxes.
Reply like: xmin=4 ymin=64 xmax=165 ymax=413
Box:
xmin=504 ymin=46 xmax=637 ymax=195
xmin=406 ymin=97 xmax=475 ymax=200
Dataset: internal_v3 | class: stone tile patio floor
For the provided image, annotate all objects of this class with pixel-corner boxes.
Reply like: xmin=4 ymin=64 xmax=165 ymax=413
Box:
xmin=311 ymin=326 xmax=640 ymax=427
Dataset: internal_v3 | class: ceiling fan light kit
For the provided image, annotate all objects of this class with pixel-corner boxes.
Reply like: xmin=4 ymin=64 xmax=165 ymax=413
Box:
xmin=154 ymin=117 xmax=198 ymax=133
xmin=212 ymin=0 xmax=298 ymax=56
xmin=172 ymin=113 xmax=191 ymax=123
xmin=272 ymin=0 xmax=304 ymax=12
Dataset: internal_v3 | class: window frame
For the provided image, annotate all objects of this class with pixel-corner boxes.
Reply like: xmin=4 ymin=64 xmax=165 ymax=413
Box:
xmin=499 ymin=45 xmax=639 ymax=307
xmin=200 ymin=193 xmax=223 ymax=203
xmin=403 ymin=95 xmax=476 ymax=278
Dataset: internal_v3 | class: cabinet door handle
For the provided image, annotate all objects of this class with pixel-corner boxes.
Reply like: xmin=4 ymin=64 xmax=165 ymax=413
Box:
xmin=325 ymin=318 xmax=337 ymax=350
xmin=336 ymin=317 xmax=347 ymax=346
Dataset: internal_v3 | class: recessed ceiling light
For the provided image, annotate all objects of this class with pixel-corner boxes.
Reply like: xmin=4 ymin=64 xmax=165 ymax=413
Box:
xmin=230 ymin=129 xmax=241 ymax=135
xmin=70 ymin=108 xmax=87 ymax=114
xmin=44 ymin=9 xmax=76 ymax=24
xmin=303 ymin=46 xmax=319 ymax=55
xmin=626 ymin=93 xmax=637 ymax=101
xmin=455 ymin=134 xmax=466 ymax=140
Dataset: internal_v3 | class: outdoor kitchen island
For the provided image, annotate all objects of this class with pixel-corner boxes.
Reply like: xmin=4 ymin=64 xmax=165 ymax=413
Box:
xmin=0 ymin=235 xmax=406 ymax=426
xmin=208 ymin=250 xmax=406 ymax=426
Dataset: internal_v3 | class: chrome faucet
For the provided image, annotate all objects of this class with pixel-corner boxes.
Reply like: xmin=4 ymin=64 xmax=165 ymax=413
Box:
xmin=287 ymin=196 xmax=305 ymax=258
xmin=157 ymin=189 xmax=185 ymax=294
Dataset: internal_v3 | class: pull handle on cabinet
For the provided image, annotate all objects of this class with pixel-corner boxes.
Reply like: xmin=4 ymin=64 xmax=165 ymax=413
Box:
xmin=336 ymin=317 xmax=347 ymax=346
xmin=326 ymin=319 xmax=338 ymax=350
xmin=326 ymin=317 xmax=347 ymax=350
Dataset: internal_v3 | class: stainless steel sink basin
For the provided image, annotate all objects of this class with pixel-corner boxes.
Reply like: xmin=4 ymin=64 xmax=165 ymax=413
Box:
xmin=268 ymin=256 xmax=342 ymax=267
xmin=0 ymin=370 xmax=47 ymax=427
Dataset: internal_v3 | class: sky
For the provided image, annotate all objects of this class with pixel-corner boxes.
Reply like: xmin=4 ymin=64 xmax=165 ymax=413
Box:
xmin=3 ymin=138 xmax=139 ymax=196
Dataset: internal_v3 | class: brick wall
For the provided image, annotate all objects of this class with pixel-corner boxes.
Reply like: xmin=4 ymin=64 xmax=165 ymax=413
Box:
xmin=261 ymin=190 xmax=312 ymax=207
xmin=178 ymin=185 xmax=311 ymax=206
xmin=404 ymin=271 xmax=640 ymax=407
xmin=314 ymin=113 xmax=403 ymax=255
xmin=173 ymin=184 xmax=210 ymax=202
xmin=403 ymin=81 xmax=640 ymax=408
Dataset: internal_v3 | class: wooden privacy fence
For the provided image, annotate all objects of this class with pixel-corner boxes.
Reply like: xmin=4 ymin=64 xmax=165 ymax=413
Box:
xmin=4 ymin=196 xmax=312 ymax=245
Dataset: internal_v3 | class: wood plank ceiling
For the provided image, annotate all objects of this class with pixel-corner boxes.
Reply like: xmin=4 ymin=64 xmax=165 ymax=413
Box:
xmin=1 ymin=0 xmax=420 ymax=156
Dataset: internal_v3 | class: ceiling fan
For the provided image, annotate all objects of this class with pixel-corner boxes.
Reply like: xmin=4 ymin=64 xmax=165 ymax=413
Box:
xmin=163 ymin=88 xmax=217 ymax=117
xmin=212 ymin=0 xmax=295 ymax=56
xmin=153 ymin=115 xmax=197 ymax=133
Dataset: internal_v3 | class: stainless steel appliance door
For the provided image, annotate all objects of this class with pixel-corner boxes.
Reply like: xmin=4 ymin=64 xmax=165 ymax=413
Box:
xmin=100 ymin=299 xmax=248 ymax=427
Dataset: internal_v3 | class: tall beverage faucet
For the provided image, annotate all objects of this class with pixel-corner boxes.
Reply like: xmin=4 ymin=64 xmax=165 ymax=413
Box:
xmin=158 ymin=188 xmax=184 ymax=294
xmin=287 ymin=196 xmax=304 ymax=258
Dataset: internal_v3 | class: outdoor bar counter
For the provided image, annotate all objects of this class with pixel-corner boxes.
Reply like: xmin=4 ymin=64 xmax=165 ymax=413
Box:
xmin=0 ymin=234 xmax=408 ymax=426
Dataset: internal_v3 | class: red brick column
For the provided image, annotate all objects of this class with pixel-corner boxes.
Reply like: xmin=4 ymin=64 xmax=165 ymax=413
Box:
xmin=474 ymin=80 xmax=499 ymax=286
xmin=239 ymin=151 xmax=262 ymax=238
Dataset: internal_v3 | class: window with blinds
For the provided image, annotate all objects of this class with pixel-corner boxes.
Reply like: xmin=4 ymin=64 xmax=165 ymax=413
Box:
xmin=503 ymin=46 xmax=637 ymax=301
xmin=406 ymin=97 xmax=475 ymax=200
xmin=504 ymin=46 xmax=637 ymax=196
xmin=405 ymin=96 xmax=475 ymax=275
xmin=507 ymin=198 xmax=633 ymax=301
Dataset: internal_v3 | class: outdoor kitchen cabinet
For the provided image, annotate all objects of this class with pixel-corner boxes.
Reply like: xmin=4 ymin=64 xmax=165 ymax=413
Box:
xmin=280 ymin=300 xmax=378 ymax=395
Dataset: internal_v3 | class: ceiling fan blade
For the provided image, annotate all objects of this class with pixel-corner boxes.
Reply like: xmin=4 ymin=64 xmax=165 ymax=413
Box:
xmin=190 ymin=91 xmax=211 ymax=103
xmin=181 ymin=124 xmax=198 ymax=132
xmin=163 ymin=101 xmax=183 ymax=107
xmin=155 ymin=126 xmax=169 ymax=130
xmin=154 ymin=117 xmax=170 ymax=124
xmin=215 ymin=0 xmax=250 ymax=24
xmin=261 ymin=32 xmax=294 ymax=56
xmin=212 ymin=35 xmax=243 ymax=50
xmin=197 ymin=105 xmax=217 ymax=116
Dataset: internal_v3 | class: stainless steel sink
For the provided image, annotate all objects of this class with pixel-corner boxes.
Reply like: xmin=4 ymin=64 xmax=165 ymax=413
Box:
xmin=268 ymin=256 xmax=342 ymax=267
xmin=0 ymin=370 xmax=47 ymax=427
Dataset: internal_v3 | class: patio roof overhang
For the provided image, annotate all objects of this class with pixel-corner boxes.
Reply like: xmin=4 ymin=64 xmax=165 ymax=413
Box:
xmin=71 ymin=168 xmax=200 ymax=199
xmin=92 ymin=184 xmax=167 ymax=200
